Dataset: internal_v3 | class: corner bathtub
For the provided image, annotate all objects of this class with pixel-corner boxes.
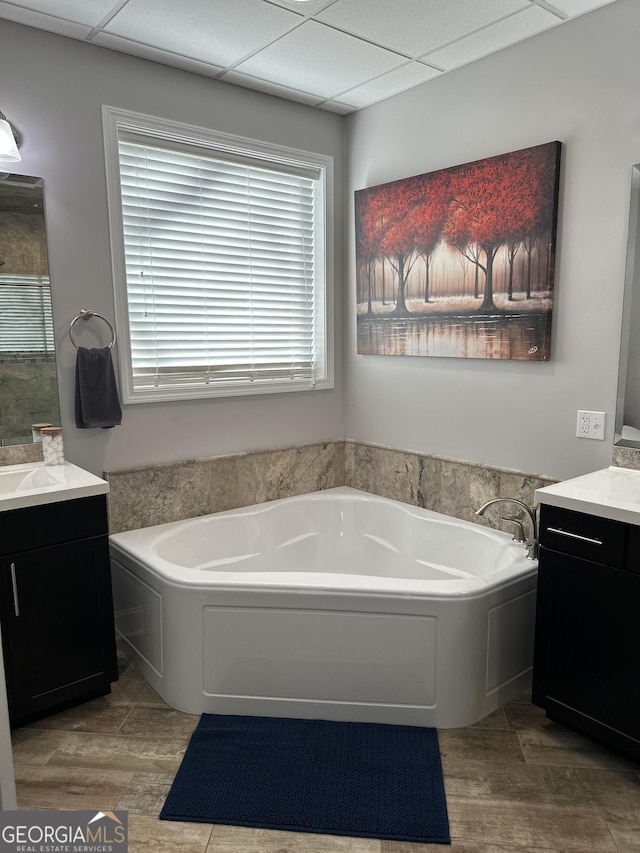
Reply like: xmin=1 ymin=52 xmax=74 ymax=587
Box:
xmin=109 ymin=487 xmax=537 ymax=728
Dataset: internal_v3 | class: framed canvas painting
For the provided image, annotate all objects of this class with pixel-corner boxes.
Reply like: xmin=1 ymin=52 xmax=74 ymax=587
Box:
xmin=355 ymin=141 xmax=562 ymax=360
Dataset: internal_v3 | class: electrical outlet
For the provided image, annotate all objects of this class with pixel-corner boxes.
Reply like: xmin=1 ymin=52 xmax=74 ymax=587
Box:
xmin=578 ymin=412 xmax=590 ymax=434
xmin=576 ymin=410 xmax=606 ymax=440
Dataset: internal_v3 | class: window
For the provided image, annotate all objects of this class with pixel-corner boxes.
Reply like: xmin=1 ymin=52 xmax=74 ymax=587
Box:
xmin=102 ymin=106 xmax=333 ymax=403
xmin=0 ymin=275 xmax=54 ymax=356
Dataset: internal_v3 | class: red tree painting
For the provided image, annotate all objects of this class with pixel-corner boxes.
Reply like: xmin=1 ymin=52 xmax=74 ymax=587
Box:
xmin=355 ymin=142 xmax=561 ymax=360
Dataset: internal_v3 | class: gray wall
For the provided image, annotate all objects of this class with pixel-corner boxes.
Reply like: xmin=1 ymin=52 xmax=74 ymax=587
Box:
xmin=3 ymin=1 xmax=640 ymax=482
xmin=0 ymin=21 xmax=345 ymax=475
xmin=345 ymin=0 xmax=640 ymax=481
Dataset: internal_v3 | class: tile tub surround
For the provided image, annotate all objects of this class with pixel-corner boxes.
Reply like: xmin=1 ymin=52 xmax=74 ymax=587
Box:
xmin=105 ymin=439 xmax=555 ymax=535
xmin=344 ymin=441 xmax=556 ymax=526
xmin=612 ymin=444 xmax=640 ymax=470
xmin=105 ymin=441 xmax=345 ymax=534
xmin=0 ymin=442 xmax=43 ymax=467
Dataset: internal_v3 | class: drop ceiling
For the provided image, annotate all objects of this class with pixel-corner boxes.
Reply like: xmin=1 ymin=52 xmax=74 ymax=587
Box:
xmin=0 ymin=0 xmax=618 ymax=113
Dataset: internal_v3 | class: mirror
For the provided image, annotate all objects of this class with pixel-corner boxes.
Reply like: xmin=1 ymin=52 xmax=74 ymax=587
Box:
xmin=0 ymin=173 xmax=60 ymax=446
xmin=615 ymin=165 xmax=640 ymax=447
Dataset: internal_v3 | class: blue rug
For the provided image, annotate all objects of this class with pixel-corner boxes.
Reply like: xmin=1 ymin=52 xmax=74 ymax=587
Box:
xmin=160 ymin=713 xmax=450 ymax=844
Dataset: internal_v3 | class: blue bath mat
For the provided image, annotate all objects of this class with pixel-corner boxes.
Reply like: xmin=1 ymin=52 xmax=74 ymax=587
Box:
xmin=160 ymin=713 xmax=450 ymax=844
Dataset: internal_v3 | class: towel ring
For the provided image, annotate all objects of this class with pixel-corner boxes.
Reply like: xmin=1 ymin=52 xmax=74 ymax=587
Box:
xmin=69 ymin=309 xmax=116 ymax=350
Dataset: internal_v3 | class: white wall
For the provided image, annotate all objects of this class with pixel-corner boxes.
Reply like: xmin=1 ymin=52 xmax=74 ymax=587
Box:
xmin=345 ymin=0 xmax=640 ymax=481
xmin=0 ymin=22 xmax=345 ymax=475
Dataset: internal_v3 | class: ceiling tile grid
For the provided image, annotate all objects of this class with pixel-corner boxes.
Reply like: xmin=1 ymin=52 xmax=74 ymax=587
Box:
xmin=0 ymin=0 xmax=119 ymax=26
xmin=315 ymin=0 xmax=531 ymax=58
xmin=0 ymin=0 xmax=619 ymax=112
xmin=338 ymin=61 xmax=442 ymax=110
xmin=101 ymin=0 xmax=303 ymax=68
xmin=423 ymin=4 xmax=562 ymax=71
xmin=232 ymin=19 xmax=410 ymax=99
xmin=0 ymin=0 xmax=94 ymax=38
xmin=93 ymin=31 xmax=226 ymax=78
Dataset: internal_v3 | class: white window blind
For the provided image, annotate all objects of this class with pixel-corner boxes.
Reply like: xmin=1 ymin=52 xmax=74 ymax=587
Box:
xmin=103 ymin=108 xmax=332 ymax=403
xmin=0 ymin=275 xmax=54 ymax=353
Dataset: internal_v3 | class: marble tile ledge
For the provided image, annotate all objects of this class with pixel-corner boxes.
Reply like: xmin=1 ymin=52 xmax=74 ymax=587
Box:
xmin=0 ymin=443 xmax=43 ymax=467
xmin=104 ymin=440 xmax=344 ymax=534
xmin=612 ymin=444 xmax=640 ymax=470
xmin=104 ymin=439 xmax=557 ymax=535
xmin=344 ymin=440 xmax=557 ymax=530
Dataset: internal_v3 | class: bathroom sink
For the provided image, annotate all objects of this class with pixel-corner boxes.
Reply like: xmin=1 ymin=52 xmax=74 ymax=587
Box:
xmin=0 ymin=466 xmax=58 ymax=494
xmin=0 ymin=461 xmax=109 ymax=511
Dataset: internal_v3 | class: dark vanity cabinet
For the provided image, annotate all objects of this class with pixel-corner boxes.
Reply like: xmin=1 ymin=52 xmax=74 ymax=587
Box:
xmin=532 ymin=503 xmax=640 ymax=762
xmin=0 ymin=495 xmax=118 ymax=727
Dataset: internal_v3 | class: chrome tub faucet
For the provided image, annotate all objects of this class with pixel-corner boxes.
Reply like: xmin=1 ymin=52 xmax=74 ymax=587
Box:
xmin=475 ymin=498 xmax=538 ymax=560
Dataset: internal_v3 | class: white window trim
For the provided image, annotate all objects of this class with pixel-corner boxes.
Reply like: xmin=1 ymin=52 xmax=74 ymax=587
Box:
xmin=102 ymin=105 xmax=334 ymax=404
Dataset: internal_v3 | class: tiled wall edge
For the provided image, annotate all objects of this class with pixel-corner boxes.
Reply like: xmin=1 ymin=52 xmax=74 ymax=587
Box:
xmin=3 ymin=439 xmax=636 ymax=535
xmin=0 ymin=443 xmax=43 ymax=466
xmin=104 ymin=439 xmax=558 ymax=534
xmin=343 ymin=438 xmax=559 ymax=484
xmin=612 ymin=445 xmax=640 ymax=470
xmin=104 ymin=440 xmax=344 ymax=534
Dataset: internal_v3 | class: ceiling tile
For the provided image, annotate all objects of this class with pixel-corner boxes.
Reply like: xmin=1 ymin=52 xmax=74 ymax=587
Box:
xmin=234 ymin=20 xmax=407 ymax=99
xmin=0 ymin=1 xmax=92 ymax=36
xmin=221 ymin=71 xmax=322 ymax=105
xmin=267 ymin=0 xmax=337 ymax=13
xmin=424 ymin=5 xmax=561 ymax=70
xmin=0 ymin=0 xmax=620 ymax=114
xmin=318 ymin=0 xmax=530 ymax=57
xmin=337 ymin=61 xmax=442 ymax=108
xmin=319 ymin=101 xmax=358 ymax=115
xmin=542 ymin=0 xmax=617 ymax=15
xmin=0 ymin=0 xmax=118 ymax=25
xmin=93 ymin=32 xmax=225 ymax=77
xmin=103 ymin=0 xmax=301 ymax=67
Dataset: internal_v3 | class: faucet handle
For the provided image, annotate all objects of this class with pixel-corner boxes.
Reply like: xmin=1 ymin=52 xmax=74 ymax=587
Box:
xmin=501 ymin=517 xmax=526 ymax=542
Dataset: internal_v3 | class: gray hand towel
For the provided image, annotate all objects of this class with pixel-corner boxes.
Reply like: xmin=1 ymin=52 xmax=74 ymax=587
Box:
xmin=75 ymin=346 xmax=123 ymax=429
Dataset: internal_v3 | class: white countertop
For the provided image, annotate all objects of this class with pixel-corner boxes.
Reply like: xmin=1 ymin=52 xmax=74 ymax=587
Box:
xmin=0 ymin=461 xmax=109 ymax=513
xmin=535 ymin=466 xmax=640 ymax=525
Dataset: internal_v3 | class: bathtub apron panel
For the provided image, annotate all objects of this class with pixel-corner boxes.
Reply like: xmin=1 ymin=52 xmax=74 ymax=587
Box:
xmin=110 ymin=487 xmax=537 ymax=728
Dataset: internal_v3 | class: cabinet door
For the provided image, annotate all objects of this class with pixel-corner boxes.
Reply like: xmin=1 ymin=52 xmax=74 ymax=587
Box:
xmin=0 ymin=536 xmax=117 ymax=724
xmin=534 ymin=546 xmax=640 ymax=743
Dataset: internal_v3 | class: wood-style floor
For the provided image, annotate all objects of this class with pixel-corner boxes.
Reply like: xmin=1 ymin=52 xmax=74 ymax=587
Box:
xmin=11 ymin=654 xmax=640 ymax=852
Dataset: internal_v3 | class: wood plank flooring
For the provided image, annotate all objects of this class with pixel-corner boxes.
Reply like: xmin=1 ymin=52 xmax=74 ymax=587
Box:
xmin=12 ymin=656 xmax=640 ymax=852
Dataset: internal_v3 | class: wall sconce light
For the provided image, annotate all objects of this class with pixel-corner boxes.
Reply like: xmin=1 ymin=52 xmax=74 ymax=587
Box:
xmin=0 ymin=111 xmax=21 ymax=163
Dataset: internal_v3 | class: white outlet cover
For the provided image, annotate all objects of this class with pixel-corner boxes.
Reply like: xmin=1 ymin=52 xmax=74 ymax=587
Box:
xmin=576 ymin=410 xmax=606 ymax=440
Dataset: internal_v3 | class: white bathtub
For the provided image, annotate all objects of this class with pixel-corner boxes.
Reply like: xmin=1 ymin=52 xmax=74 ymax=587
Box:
xmin=109 ymin=487 xmax=537 ymax=728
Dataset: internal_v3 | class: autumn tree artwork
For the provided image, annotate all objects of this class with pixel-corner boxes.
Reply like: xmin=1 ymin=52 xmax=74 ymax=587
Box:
xmin=355 ymin=142 xmax=561 ymax=360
